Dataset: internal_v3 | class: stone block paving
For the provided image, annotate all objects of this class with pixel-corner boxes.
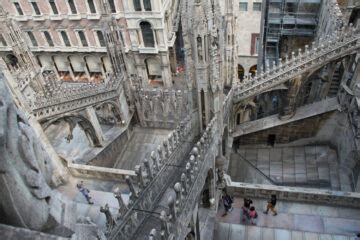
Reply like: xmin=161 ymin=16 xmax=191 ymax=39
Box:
xmin=215 ymin=197 xmax=360 ymax=239
xmin=232 ymin=145 xmax=342 ymax=190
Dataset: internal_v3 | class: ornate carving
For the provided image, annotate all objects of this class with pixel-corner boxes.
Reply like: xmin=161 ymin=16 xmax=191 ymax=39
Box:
xmin=0 ymin=79 xmax=53 ymax=230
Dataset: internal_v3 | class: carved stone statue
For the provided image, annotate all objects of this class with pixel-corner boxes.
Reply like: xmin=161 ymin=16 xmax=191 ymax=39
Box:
xmin=100 ymin=203 xmax=116 ymax=232
xmin=0 ymin=78 xmax=53 ymax=230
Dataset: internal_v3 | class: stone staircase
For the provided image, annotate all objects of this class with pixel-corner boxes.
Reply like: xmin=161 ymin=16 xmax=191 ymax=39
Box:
xmin=232 ymin=145 xmax=341 ymax=190
xmin=215 ymin=223 xmax=355 ymax=240
xmin=232 ymin=26 xmax=360 ymax=103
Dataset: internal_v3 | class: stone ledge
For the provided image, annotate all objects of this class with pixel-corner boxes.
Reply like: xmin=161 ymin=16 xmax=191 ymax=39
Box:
xmin=229 ymin=181 xmax=360 ymax=208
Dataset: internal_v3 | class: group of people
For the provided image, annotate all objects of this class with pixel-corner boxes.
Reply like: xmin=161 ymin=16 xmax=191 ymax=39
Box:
xmin=222 ymin=190 xmax=278 ymax=225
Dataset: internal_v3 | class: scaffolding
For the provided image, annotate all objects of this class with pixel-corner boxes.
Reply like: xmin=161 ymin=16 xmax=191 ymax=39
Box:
xmin=262 ymin=0 xmax=322 ymax=66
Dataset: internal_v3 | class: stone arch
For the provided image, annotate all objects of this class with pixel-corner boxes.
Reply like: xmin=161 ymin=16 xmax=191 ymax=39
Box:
xmin=140 ymin=21 xmax=155 ymax=47
xmin=238 ymin=64 xmax=245 ymax=81
xmin=42 ymin=114 xmax=102 ymax=147
xmin=249 ymin=65 xmax=257 ymax=77
xmin=94 ymin=101 xmax=122 ymax=126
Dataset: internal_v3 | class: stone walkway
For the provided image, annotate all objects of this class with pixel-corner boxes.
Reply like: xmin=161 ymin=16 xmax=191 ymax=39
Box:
xmin=231 ymin=145 xmax=341 ymax=190
xmin=214 ymin=222 xmax=356 ymax=240
xmin=216 ymin=197 xmax=360 ymax=238
xmin=56 ymin=176 xmax=129 ymax=228
xmin=114 ymin=127 xmax=171 ymax=170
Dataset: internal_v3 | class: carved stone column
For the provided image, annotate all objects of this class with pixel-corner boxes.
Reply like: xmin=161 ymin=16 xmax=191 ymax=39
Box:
xmin=279 ymin=76 xmax=302 ymax=120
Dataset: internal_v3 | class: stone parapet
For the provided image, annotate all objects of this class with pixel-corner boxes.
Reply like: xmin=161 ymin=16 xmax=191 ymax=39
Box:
xmin=229 ymin=181 xmax=360 ymax=209
xmin=67 ymin=162 xmax=136 ymax=182
xmin=232 ymin=25 xmax=360 ymax=103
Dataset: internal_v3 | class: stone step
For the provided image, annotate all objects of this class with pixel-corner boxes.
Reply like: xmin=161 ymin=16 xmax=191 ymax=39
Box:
xmin=214 ymin=223 xmax=353 ymax=240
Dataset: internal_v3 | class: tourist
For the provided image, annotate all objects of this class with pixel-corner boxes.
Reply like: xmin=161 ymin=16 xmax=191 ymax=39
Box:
xmin=354 ymin=233 xmax=360 ymax=240
xmin=76 ymin=181 xmax=94 ymax=204
xmin=242 ymin=197 xmax=253 ymax=222
xmin=249 ymin=206 xmax=258 ymax=225
xmin=263 ymin=194 xmax=277 ymax=216
xmin=222 ymin=189 xmax=233 ymax=216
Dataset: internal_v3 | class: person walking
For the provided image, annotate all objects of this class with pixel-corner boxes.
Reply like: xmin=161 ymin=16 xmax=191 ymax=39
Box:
xmin=249 ymin=206 xmax=258 ymax=225
xmin=77 ymin=181 xmax=94 ymax=204
xmin=263 ymin=194 xmax=277 ymax=216
xmin=222 ymin=190 xmax=233 ymax=216
xmin=242 ymin=197 xmax=253 ymax=222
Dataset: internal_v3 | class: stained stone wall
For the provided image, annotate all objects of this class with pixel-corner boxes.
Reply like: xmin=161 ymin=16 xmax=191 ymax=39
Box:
xmin=88 ymin=128 xmax=132 ymax=168
xmin=235 ymin=112 xmax=334 ymax=145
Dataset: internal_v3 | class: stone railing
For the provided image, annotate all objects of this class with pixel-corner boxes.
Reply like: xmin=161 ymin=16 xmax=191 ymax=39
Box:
xmin=170 ymin=118 xmax=219 ymax=239
xmin=135 ymin=88 xmax=189 ymax=128
xmin=67 ymin=162 xmax=136 ymax=182
xmin=130 ymin=117 xmax=220 ymax=239
xmin=232 ymin=25 xmax=360 ymax=103
xmin=228 ymin=181 xmax=360 ymax=209
xmin=107 ymin=115 xmax=198 ymax=239
xmin=31 ymin=73 xmax=123 ymax=120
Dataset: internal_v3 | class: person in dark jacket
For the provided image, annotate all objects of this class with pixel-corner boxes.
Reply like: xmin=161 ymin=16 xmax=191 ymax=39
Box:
xmin=263 ymin=194 xmax=277 ymax=216
xmin=222 ymin=189 xmax=233 ymax=216
xmin=242 ymin=197 xmax=253 ymax=222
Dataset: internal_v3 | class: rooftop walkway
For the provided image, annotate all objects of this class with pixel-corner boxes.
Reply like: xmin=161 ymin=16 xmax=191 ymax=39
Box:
xmin=215 ymin=197 xmax=360 ymax=239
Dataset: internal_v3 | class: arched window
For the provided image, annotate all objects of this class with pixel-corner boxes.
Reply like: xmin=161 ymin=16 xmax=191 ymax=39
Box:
xmin=249 ymin=65 xmax=257 ymax=77
xmin=143 ymin=0 xmax=152 ymax=11
xmin=238 ymin=64 xmax=244 ymax=81
xmin=133 ymin=0 xmax=141 ymax=11
xmin=140 ymin=22 xmax=155 ymax=47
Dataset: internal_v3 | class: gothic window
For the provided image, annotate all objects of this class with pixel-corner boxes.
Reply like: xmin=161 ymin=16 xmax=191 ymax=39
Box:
xmin=13 ymin=2 xmax=24 ymax=15
xmin=60 ymin=31 xmax=71 ymax=47
xmin=43 ymin=31 xmax=54 ymax=47
xmin=133 ymin=0 xmax=142 ymax=11
xmin=87 ymin=0 xmax=97 ymax=14
xmin=77 ymin=31 xmax=88 ymax=47
xmin=0 ymin=34 xmax=7 ymax=46
xmin=108 ymin=0 xmax=116 ymax=13
xmin=68 ymin=0 xmax=77 ymax=14
xmin=96 ymin=31 xmax=106 ymax=47
xmin=140 ymin=22 xmax=155 ymax=47
xmin=143 ymin=0 xmax=152 ymax=11
xmin=31 ymin=2 xmax=41 ymax=15
xmin=49 ymin=0 xmax=59 ymax=14
xmin=27 ymin=32 xmax=38 ymax=47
